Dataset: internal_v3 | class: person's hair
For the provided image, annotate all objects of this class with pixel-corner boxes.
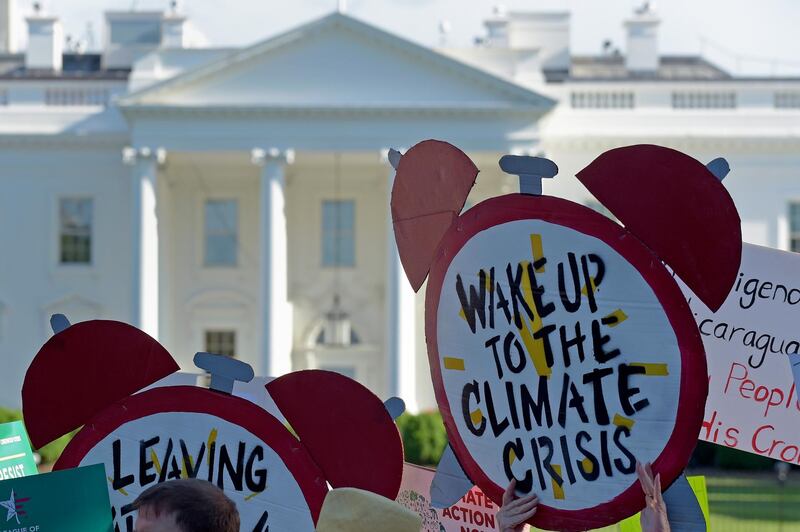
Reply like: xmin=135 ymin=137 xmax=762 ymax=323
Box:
xmin=132 ymin=478 xmax=240 ymax=532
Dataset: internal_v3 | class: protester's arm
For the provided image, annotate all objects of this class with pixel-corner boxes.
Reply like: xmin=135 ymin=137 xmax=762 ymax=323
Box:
xmin=497 ymin=479 xmax=539 ymax=532
xmin=637 ymin=461 xmax=670 ymax=532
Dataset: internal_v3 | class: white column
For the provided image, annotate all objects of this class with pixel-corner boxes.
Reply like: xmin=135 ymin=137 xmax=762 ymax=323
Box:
xmin=124 ymin=146 xmax=165 ymax=339
xmin=252 ymin=148 xmax=294 ymax=378
xmin=384 ymin=150 xmax=417 ymax=411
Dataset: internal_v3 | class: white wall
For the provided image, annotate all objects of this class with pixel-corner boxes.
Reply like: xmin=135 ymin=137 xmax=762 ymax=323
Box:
xmin=161 ymin=153 xmax=396 ymax=397
xmin=287 ymin=156 xmax=391 ymax=396
xmin=0 ymin=144 xmax=133 ymax=408
xmin=161 ymin=154 xmax=260 ymax=371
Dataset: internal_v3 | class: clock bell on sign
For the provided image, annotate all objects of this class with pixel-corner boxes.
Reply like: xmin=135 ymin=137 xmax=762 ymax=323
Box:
xmin=22 ymin=318 xmax=404 ymax=532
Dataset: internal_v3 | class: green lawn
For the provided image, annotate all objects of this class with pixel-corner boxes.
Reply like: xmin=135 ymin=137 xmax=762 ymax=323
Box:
xmin=704 ymin=474 xmax=800 ymax=531
xmin=529 ymin=473 xmax=800 ymax=531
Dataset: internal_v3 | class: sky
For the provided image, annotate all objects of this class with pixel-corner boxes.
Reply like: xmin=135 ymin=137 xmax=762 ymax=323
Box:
xmin=31 ymin=0 xmax=800 ymax=76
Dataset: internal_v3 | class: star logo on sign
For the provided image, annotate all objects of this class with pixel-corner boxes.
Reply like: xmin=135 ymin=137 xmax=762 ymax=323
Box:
xmin=0 ymin=490 xmax=20 ymax=524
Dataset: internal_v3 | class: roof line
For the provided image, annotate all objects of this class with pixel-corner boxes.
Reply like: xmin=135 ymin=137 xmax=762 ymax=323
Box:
xmin=119 ymin=12 xmax=555 ymax=108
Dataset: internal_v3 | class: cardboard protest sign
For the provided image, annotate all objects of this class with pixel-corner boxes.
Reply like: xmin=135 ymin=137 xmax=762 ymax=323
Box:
xmin=679 ymin=243 xmax=800 ymax=462
xmin=426 ymin=194 xmax=705 ymax=530
xmin=391 ymin=141 xmax=742 ymax=531
xmin=0 ymin=422 xmax=37 ymax=481
xmin=397 ymin=463 xmax=499 ymax=531
xmin=0 ymin=463 xmax=113 ymax=532
xmin=576 ymin=145 xmax=741 ymax=312
xmin=267 ymin=370 xmax=404 ymax=499
xmin=401 ymin=463 xmax=710 ymax=532
xmin=56 ymin=386 xmax=325 ymax=531
xmin=22 ymin=320 xmax=179 ymax=450
xmin=22 ymin=320 xmax=405 ymax=532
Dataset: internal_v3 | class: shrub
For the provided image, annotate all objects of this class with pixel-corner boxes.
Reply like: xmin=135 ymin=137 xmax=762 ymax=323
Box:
xmin=715 ymin=445 xmax=776 ymax=470
xmin=38 ymin=432 xmax=75 ymax=464
xmin=397 ymin=411 xmax=448 ymax=466
xmin=690 ymin=441 xmax=718 ymax=467
xmin=0 ymin=407 xmax=73 ymax=464
xmin=0 ymin=407 xmax=22 ymax=424
xmin=690 ymin=440 xmax=776 ymax=471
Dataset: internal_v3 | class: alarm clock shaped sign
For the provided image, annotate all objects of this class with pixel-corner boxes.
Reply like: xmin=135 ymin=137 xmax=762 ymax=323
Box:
xmin=22 ymin=319 xmax=404 ymax=532
xmin=390 ymin=141 xmax=742 ymax=531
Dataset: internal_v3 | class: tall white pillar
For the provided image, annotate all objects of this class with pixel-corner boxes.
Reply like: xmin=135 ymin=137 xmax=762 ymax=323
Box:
xmin=252 ymin=148 xmax=294 ymax=378
xmin=124 ymin=146 xmax=165 ymax=339
xmin=384 ymin=150 xmax=417 ymax=411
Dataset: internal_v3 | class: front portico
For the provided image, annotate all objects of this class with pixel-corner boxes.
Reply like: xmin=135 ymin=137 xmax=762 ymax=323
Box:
xmin=118 ymin=12 xmax=553 ymax=409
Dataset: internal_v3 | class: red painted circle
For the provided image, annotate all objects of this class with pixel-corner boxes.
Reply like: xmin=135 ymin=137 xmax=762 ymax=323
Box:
xmin=55 ymin=386 xmax=328 ymax=522
xmin=425 ymin=194 xmax=707 ymax=531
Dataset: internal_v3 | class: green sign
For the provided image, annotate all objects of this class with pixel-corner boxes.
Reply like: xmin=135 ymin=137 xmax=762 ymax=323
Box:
xmin=0 ymin=464 xmax=113 ymax=532
xmin=0 ymin=422 xmax=36 ymax=481
xmin=686 ymin=476 xmax=710 ymax=527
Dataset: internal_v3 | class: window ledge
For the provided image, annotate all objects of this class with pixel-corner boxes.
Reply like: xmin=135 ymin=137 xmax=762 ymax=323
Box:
xmin=50 ymin=263 xmax=100 ymax=279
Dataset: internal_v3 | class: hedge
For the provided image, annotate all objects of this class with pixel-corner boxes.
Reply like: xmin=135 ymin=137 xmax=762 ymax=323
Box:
xmin=690 ymin=440 xmax=778 ymax=470
xmin=396 ymin=411 xmax=448 ymax=466
xmin=0 ymin=407 xmax=73 ymax=464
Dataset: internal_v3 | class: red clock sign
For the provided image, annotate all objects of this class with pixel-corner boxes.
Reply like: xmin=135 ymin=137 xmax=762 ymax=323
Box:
xmin=56 ymin=385 xmax=325 ymax=531
xmin=391 ymin=140 xmax=741 ymax=530
xmin=22 ymin=320 xmax=404 ymax=532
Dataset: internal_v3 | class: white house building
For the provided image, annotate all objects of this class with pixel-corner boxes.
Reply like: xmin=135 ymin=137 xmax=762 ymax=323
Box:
xmin=0 ymin=2 xmax=798 ymax=410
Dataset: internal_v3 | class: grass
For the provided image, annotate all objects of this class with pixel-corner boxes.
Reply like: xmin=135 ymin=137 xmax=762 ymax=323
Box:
xmin=704 ymin=473 xmax=800 ymax=531
xmin=528 ymin=472 xmax=800 ymax=531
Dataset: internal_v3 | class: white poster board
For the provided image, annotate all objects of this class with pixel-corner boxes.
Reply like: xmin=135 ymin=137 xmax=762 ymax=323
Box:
xmin=429 ymin=214 xmax=700 ymax=519
xmin=680 ymin=243 xmax=800 ymax=462
xmin=397 ymin=463 xmax=499 ymax=531
xmin=81 ymin=411 xmax=315 ymax=531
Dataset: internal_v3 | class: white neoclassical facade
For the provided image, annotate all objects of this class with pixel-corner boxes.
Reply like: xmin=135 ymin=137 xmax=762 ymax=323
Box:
xmin=1 ymin=2 xmax=799 ymax=410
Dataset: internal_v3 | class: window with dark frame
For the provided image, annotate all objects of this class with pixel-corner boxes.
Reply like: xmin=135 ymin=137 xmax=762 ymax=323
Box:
xmin=204 ymin=330 xmax=237 ymax=358
xmin=322 ymin=199 xmax=355 ymax=267
xmin=790 ymin=202 xmax=800 ymax=253
xmin=59 ymin=198 xmax=93 ymax=264
xmin=204 ymin=199 xmax=238 ymax=267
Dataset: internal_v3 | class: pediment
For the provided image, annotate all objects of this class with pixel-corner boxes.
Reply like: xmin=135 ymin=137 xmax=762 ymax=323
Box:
xmin=121 ymin=14 xmax=553 ymax=111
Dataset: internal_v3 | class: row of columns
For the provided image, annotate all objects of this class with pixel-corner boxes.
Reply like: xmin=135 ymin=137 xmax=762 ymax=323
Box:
xmin=124 ymin=147 xmax=417 ymax=409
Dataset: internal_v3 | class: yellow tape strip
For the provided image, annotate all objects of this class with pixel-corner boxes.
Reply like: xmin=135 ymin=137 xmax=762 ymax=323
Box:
xmin=470 ymin=409 xmax=484 ymax=426
xmin=581 ymin=276 xmax=597 ymax=296
xmin=603 ymin=309 xmax=628 ymax=327
xmin=613 ymin=414 xmax=635 ymax=430
xmin=519 ymin=315 xmax=551 ymax=377
xmin=551 ymin=465 xmax=565 ymax=499
xmin=150 ymin=449 xmax=162 ymax=476
xmin=630 ymin=363 xmax=669 ymax=376
xmin=518 ymin=262 xmax=551 ymax=377
xmin=108 ymin=476 xmax=129 ymax=497
xmin=530 ymin=234 xmax=545 ymax=272
xmin=443 ymin=357 xmax=465 ymax=371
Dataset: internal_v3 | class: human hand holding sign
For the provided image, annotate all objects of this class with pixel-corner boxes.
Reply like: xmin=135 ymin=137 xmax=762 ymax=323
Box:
xmin=637 ymin=461 xmax=670 ymax=532
xmin=497 ymin=479 xmax=539 ymax=532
